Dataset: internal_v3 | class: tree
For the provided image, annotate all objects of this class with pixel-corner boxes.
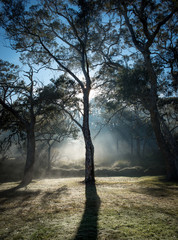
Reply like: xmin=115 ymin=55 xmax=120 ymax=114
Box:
xmin=0 ymin=0 xmax=104 ymax=183
xmin=99 ymin=0 xmax=178 ymax=179
xmin=0 ymin=60 xmax=72 ymax=185
xmin=36 ymin=111 xmax=78 ymax=174
xmin=95 ymin=91 xmax=158 ymax=162
xmin=0 ymin=60 xmax=38 ymax=185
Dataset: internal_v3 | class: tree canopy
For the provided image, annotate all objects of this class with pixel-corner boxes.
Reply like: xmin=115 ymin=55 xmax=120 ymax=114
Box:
xmin=0 ymin=0 xmax=177 ymax=181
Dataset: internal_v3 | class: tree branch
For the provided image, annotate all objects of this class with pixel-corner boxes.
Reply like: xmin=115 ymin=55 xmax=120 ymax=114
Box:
xmin=38 ymin=36 xmax=85 ymax=91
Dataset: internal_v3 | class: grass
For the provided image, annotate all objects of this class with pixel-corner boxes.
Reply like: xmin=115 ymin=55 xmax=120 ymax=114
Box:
xmin=0 ymin=176 xmax=177 ymax=240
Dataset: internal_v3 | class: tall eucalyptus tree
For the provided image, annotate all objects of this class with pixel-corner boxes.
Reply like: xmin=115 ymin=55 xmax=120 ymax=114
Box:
xmin=0 ymin=60 xmax=41 ymax=186
xmin=0 ymin=0 xmax=103 ymax=182
xmin=101 ymin=0 xmax=178 ymax=179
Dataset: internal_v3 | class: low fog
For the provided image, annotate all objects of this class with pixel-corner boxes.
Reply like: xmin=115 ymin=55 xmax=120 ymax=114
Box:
xmin=55 ymin=132 xmax=130 ymax=166
xmin=0 ymin=111 xmax=164 ymax=181
xmin=51 ymin=128 xmax=159 ymax=169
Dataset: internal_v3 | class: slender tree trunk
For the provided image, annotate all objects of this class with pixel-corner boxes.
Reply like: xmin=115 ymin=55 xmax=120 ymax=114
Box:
xmin=150 ymin=109 xmax=178 ymax=180
xmin=130 ymin=133 xmax=134 ymax=161
xmin=83 ymin=89 xmax=95 ymax=183
xmin=144 ymin=52 xmax=178 ymax=180
xmin=142 ymin=138 xmax=147 ymax=158
xmin=136 ymin=136 xmax=141 ymax=160
xmin=83 ymin=131 xmax=95 ymax=183
xmin=20 ymin=124 xmax=35 ymax=186
xmin=116 ymin=135 xmax=119 ymax=153
xmin=47 ymin=143 xmax=51 ymax=174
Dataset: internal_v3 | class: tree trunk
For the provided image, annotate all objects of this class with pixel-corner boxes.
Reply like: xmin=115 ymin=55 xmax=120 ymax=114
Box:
xmin=136 ymin=136 xmax=141 ymax=160
xmin=142 ymin=138 xmax=147 ymax=158
xmin=83 ymin=131 xmax=95 ymax=183
xmin=144 ymin=52 xmax=178 ymax=180
xmin=20 ymin=125 xmax=36 ymax=187
xmin=83 ymin=89 xmax=95 ymax=183
xmin=116 ymin=135 xmax=119 ymax=153
xmin=47 ymin=143 xmax=51 ymax=174
xmin=130 ymin=133 xmax=134 ymax=161
xmin=150 ymin=109 xmax=178 ymax=180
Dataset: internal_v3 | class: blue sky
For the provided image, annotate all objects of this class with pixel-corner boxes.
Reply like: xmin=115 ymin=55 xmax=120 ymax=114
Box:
xmin=0 ymin=0 xmax=54 ymax=84
xmin=0 ymin=28 xmax=20 ymax=64
xmin=0 ymin=27 xmax=54 ymax=84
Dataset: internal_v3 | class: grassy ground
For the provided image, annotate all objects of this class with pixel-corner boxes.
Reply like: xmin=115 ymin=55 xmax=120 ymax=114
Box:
xmin=0 ymin=176 xmax=177 ymax=240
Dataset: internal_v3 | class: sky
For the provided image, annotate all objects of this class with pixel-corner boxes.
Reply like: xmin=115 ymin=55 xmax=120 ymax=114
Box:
xmin=0 ymin=26 xmax=97 ymax=99
xmin=0 ymin=28 xmax=20 ymax=64
xmin=0 ymin=0 xmax=55 ymax=85
xmin=0 ymin=26 xmax=55 ymax=85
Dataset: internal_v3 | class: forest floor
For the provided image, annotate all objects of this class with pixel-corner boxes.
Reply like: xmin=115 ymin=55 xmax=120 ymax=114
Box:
xmin=0 ymin=176 xmax=177 ymax=240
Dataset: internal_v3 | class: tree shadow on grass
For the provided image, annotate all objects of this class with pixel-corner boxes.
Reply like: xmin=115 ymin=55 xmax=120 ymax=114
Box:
xmin=41 ymin=185 xmax=68 ymax=205
xmin=0 ymin=189 xmax=41 ymax=213
xmin=74 ymin=182 xmax=101 ymax=240
xmin=133 ymin=178 xmax=178 ymax=198
xmin=0 ymin=185 xmax=68 ymax=214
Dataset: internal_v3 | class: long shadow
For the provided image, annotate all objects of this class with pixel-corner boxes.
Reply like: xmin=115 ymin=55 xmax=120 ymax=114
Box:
xmin=0 ymin=189 xmax=41 ymax=213
xmin=0 ymin=185 xmax=26 ymax=200
xmin=41 ymin=185 xmax=68 ymax=205
xmin=0 ymin=181 xmax=36 ymax=201
xmin=74 ymin=182 xmax=101 ymax=240
xmin=0 ymin=180 xmax=31 ymax=196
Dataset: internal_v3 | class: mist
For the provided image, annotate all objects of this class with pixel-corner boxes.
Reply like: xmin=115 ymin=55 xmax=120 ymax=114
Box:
xmin=50 ymin=132 xmax=127 ymax=168
xmin=0 ymin=107 xmax=164 ymax=181
xmin=46 ymin=120 xmax=162 ymax=174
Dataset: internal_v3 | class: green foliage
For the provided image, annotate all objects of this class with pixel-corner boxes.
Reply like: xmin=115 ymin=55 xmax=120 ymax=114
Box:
xmin=0 ymin=0 xmax=177 ymax=180
xmin=0 ymin=60 xmax=79 ymax=160
xmin=117 ymin=63 xmax=149 ymax=103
